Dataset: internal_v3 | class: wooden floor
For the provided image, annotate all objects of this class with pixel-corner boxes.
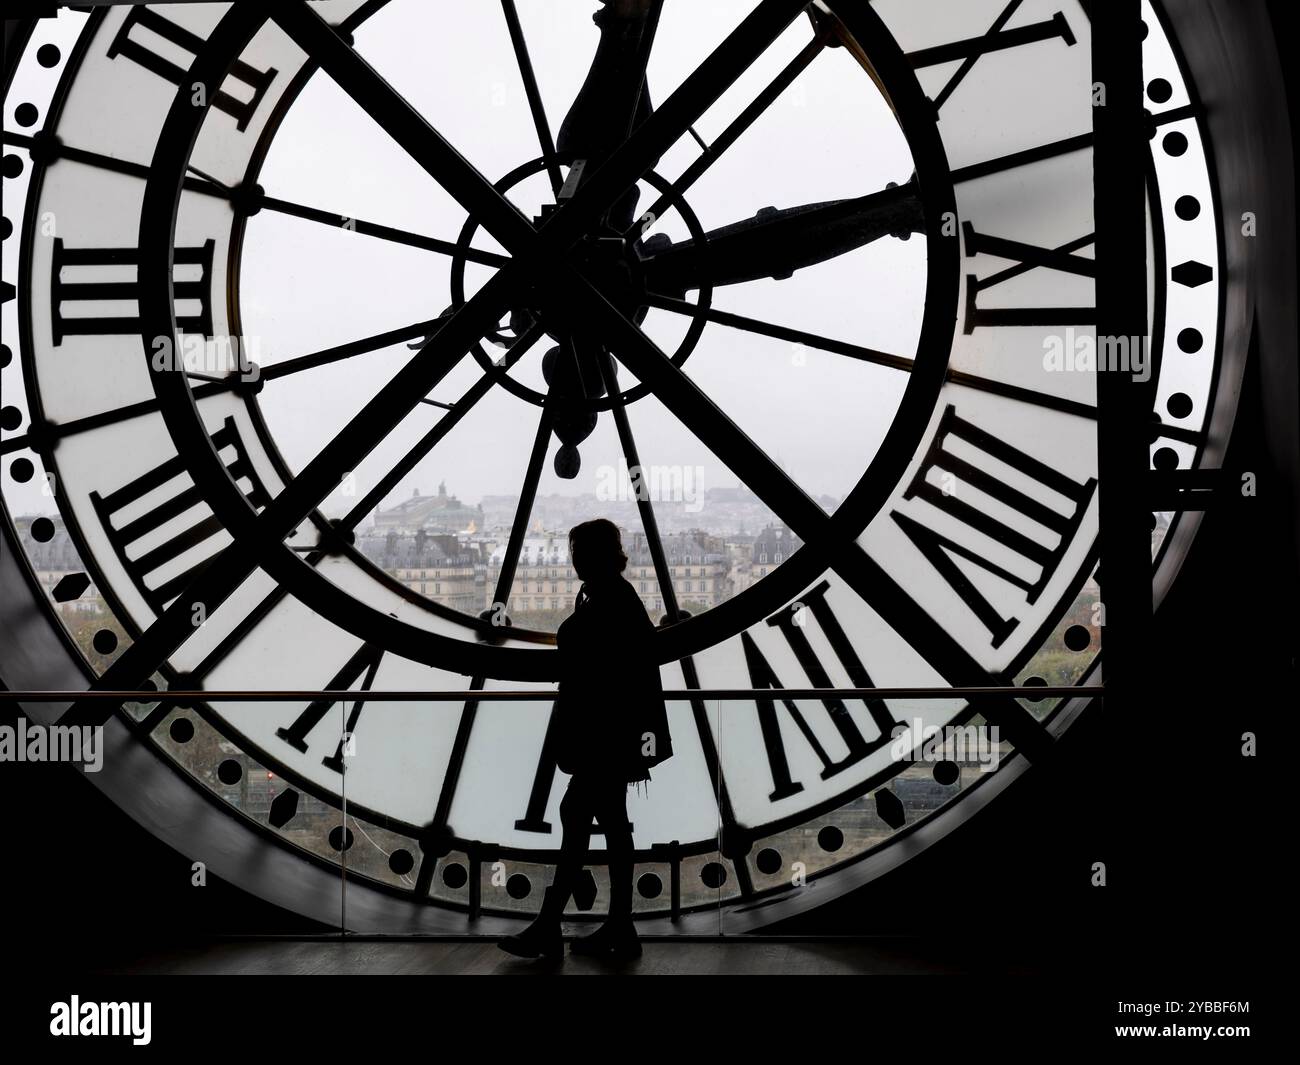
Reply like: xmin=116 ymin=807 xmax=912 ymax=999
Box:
xmin=72 ymin=936 xmax=1048 ymax=976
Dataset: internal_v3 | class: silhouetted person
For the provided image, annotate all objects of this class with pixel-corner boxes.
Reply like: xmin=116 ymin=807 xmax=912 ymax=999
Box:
xmin=499 ymin=519 xmax=670 ymax=962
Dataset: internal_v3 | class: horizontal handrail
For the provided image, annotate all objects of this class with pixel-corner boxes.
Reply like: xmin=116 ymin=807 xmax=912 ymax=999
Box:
xmin=1 ymin=686 xmax=1100 ymax=702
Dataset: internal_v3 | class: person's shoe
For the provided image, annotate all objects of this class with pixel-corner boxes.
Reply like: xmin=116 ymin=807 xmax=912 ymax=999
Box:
xmin=570 ymin=918 xmax=641 ymax=960
xmin=498 ymin=888 xmax=565 ymax=960
xmin=497 ymin=917 xmax=562 ymax=959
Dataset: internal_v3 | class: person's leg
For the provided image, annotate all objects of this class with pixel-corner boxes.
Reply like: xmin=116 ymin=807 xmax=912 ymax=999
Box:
xmin=595 ymin=780 xmax=634 ymax=924
xmin=498 ymin=775 xmax=595 ymax=957
xmin=571 ymin=778 xmax=640 ymax=957
xmin=548 ymin=774 xmax=597 ymax=914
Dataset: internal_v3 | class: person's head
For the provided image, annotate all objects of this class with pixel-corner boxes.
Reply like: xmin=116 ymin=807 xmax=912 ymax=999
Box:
xmin=569 ymin=519 xmax=627 ymax=583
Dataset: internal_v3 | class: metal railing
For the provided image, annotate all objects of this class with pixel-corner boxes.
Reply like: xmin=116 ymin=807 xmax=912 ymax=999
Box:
xmin=0 ymin=685 xmax=1101 ymax=702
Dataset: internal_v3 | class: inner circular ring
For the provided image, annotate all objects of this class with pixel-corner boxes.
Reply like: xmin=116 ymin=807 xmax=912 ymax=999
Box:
xmin=449 ymin=154 xmax=713 ymax=411
xmin=138 ymin=0 xmax=961 ymax=675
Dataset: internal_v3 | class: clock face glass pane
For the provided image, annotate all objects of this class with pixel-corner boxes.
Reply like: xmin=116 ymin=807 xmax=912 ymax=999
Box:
xmin=1 ymin=0 xmax=1226 ymax=930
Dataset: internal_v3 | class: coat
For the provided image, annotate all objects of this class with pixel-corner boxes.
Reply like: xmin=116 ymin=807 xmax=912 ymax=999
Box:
xmin=551 ymin=575 xmax=672 ymax=787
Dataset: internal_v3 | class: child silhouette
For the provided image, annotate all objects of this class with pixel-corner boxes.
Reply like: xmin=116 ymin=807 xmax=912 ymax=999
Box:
xmin=499 ymin=518 xmax=669 ymax=961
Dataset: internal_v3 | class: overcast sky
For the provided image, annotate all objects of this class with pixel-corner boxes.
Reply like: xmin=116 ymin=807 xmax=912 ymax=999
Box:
xmin=6 ymin=1 xmax=927 ymax=520
xmin=239 ymin=0 xmax=925 ymax=519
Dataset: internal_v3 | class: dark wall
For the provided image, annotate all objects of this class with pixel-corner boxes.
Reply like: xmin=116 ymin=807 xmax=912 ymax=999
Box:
xmin=0 ymin=704 xmax=329 ymax=943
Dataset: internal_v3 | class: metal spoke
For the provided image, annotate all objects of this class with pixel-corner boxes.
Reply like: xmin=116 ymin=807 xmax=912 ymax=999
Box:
xmin=952 ymin=131 xmax=1092 ymax=184
xmin=0 ymin=316 xmax=458 ymax=456
xmin=628 ymin=30 xmax=828 ymax=237
xmin=490 ymin=404 xmax=557 ymax=612
xmin=594 ymin=359 xmax=678 ymax=618
xmin=648 ymin=294 xmax=1098 ymax=419
xmin=600 ymin=312 xmax=825 ymax=544
xmin=628 ymin=0 xmax=665 ymax=137
xmin=1 ymin=379 xmax=229 ymax=454
xmin=1 ymin=131 xmax=225 ymax=198
xmin=950 ymin=113 xmax=1180 ymax=183
xmin=1 ymin=132 xmax=499 ymax=265
xmin=647 ymin=293 xmax=911 ymax=371
xmin=943 ymin=368 xmax=1099 ymax=420
xmin=270 ymin=2 xmax=539 ymax=257
xmin=260 ymin=315 xmax=456 ymax=384
xmin=339 ymin=324 xmax=544 ymax=531
xmin=414 ymin=673 xmax=488 ymax=895
xmin=258 ymin=193 xmax=509 ymax=267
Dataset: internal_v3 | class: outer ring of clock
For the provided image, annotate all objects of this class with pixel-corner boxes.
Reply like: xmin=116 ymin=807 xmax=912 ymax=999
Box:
xmin=0 ymin=0 xmax=1257 ymax=932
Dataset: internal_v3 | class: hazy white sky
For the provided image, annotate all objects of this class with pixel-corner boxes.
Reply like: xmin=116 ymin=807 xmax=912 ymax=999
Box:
xmin=2 ymin=0 xmax=929 ymax=521
xmin=237 ymin=0 xmax=926 ymax=517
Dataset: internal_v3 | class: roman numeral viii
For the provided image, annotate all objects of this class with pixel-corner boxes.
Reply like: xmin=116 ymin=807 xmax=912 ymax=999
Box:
xmin=89 ymin=417 xmax=271 ymax=611
xmin=891 ymin=405 xmax=1096 ymax=648
xmin=743 ymin=581 xmax=904 ymax=802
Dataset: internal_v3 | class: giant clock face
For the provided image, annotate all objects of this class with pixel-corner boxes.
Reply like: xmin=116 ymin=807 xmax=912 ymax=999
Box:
xmin=1 ymin=1 xmax=1232 ymax=930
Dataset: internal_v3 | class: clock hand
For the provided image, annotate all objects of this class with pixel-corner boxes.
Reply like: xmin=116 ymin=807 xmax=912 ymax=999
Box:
xmin=532 ymin=3 xmax=664 ymax=476
xmin=557 ymin=0 xmax=663 ymax=228
xmin=638 ymin=181 xmax=925 ymax=295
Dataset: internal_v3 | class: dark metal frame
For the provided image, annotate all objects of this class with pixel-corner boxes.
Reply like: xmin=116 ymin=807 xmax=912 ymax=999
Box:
xmin=1094 ymin=0 xmax=1153 ymax=721
xmin=1 ymin=0 xmax=1275 ymax=933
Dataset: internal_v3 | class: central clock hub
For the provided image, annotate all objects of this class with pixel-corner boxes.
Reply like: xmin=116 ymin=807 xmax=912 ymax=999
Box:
xmin=446 ymin=155 xmax=714 ymax=412
xmin=535 ymin=229 xmax=650 ymax=341
xmin=498 ymin=218 xmax=652 ymax=375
